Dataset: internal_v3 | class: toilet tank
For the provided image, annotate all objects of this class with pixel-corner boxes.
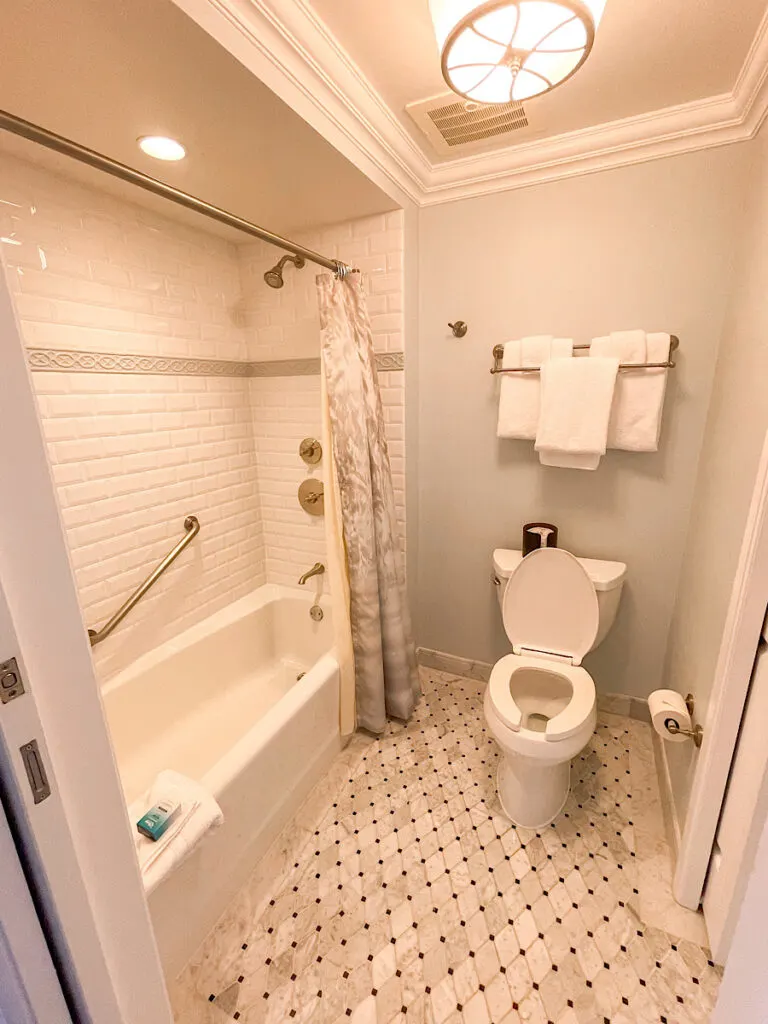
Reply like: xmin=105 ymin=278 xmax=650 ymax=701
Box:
xmin=492 ymin=548 xmax=626 ymax=651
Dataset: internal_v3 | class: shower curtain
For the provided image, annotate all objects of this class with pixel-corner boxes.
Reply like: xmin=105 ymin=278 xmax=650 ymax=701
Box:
xmin=317 ymin=273 xmax=419 ymax=735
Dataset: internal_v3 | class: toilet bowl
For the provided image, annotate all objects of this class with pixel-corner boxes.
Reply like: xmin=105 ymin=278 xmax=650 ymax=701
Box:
xmin=485 ymin=546 xmax=626 ymax=828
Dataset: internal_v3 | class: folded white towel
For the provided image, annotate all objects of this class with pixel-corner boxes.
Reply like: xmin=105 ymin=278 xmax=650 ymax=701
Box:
xmin=535 ymin=357 xmax=619 ymax=470
xmin=497 ymin=335 xmax=573 ymax=440
xmin=130 ymin=770 xmax=223 ymax=895
xmin=590 ymin=331 xmax=671 ymax=451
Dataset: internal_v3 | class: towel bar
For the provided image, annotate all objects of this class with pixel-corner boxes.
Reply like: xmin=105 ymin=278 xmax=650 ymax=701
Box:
xmin=491 ymin=336 xmax=679 ymax=374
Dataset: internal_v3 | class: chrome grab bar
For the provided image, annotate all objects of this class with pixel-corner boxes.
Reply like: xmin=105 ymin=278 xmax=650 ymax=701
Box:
xmin=88 ymin=515 xmax=200 ymax=646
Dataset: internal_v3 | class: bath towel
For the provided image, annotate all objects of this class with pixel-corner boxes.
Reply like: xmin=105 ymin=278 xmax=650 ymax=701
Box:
xmin=535 ymin=356 xmax=619 ymax=469
xmin=496 ymin=335 xmax=574 ymax=440
xmin=590 ymin=331 xmax=671 ymax=451
xmin=130 ymin=769 xmax=223 ymax=895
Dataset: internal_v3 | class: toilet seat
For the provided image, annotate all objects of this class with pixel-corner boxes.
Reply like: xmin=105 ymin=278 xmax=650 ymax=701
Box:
xmin=501 ymin=547 xmax=598 ymax=665
xmin=490 ymin=548 xmax=598 ymax=745
xmin=488 ymin=654 xmax=595 ymax=742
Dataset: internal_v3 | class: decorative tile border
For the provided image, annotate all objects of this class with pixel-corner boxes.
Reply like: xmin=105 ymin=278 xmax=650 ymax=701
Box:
xmin=27 ymin=347 xmax=404 ymax=377
xmin=249 ymin=357 xmax=321 ymax=377
xmin=27 ymin=348 xmax=252 ymax=377
xmin=375 ymin=351 xmax=405 ymax=371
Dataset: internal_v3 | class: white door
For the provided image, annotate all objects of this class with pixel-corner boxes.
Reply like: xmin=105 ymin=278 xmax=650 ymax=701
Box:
xmin=703 ymin=613 xmax=768 ymax=961
xmin=674 ymin=432 xmax=768 ymax=910
xmin=0 ymin=792 xmax=72 ymax=1024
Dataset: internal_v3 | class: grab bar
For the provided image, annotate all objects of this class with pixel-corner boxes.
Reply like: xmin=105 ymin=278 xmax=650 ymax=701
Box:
xmin=88 ymin=515 xmax=200 ymax=646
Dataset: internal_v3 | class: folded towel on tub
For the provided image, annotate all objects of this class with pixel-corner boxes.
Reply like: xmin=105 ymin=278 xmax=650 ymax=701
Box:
xmin=130 ymin=769 xmax=223 ymax=895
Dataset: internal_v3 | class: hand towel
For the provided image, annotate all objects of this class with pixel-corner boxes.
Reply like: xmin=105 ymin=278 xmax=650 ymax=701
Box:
xmin=590 ymin=331 xmax=671 ymax=451
xmin=130 ymin=769 xmax=224 ymax=895
xmin=497 ymin=335 xmax=573 ymax=440
xmin=535 ymin=356 xmax=619 ymax=470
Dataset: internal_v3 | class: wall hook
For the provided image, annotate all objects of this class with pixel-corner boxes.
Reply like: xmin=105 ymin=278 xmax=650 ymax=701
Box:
xmin=448 ymin=321 xmax=468 ymax=338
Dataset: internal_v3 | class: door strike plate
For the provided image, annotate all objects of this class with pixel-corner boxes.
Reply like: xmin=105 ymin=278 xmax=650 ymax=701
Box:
xmin=20 ymin=739 xmax=51 ymax=804
xmin=0 ymin=657 xmax=25 ymax=704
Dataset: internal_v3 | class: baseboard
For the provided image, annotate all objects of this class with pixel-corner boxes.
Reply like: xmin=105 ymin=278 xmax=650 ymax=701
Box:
xmin=417 ymin=646 xmax=492 ymax=682
xmin=417 ymin=648 xmax=655 ymax=728
xmin=597 ymin=692 xmax=651 ymax=724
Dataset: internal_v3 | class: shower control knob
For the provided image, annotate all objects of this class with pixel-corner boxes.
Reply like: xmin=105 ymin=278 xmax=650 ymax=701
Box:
xmin=299 ymin=437 xmax=322 ymax=464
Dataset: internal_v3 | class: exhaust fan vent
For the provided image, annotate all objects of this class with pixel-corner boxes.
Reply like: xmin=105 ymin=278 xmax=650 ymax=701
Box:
xmin=407 ymin=93 xmax=528 ymax=155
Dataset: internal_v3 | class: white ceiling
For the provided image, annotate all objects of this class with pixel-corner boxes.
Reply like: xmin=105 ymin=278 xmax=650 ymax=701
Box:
xmin=0 ymin=0 xmax=396 ymax=237
xmin=309 ymin=0 xmax=768 ymax=158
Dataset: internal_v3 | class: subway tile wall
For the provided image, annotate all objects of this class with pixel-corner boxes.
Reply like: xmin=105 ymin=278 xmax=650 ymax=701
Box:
xmin=0 ymin=153 xmax=264 ymax=681
xmin=1 ymin=152 xmax=405 ymax=679
xmin=239 ymin=214 xmax=406 ymax=589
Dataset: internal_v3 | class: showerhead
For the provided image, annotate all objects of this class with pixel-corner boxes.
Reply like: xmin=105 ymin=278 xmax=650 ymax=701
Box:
xmin=264 ymin=253 xmax=306 ymax=289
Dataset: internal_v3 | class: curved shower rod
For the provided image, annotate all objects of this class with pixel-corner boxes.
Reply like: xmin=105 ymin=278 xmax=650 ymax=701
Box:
xmin=0 ymin=109 xmax=356 ymax=279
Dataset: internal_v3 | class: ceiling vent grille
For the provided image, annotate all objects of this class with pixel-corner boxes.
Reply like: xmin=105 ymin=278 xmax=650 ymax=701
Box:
xmin=406 ymin=93 xmax=529 ymax=155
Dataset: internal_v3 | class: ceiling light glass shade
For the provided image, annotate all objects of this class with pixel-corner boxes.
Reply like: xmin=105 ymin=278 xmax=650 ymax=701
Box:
xmin=428 ymin=0 xmax=606 ymax=104
xmin=137 ymin=136 xmax=186 ymax=161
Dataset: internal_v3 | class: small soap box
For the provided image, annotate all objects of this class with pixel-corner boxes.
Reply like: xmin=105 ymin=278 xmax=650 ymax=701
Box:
xmin=136 ymin=799 xmax=181 ymax=841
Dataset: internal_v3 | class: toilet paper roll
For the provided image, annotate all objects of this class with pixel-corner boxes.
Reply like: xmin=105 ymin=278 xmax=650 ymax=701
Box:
xmin=649 ymin=689 xmax=691 ymax=744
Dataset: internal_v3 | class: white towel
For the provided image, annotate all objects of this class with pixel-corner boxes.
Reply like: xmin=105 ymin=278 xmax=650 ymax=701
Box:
xmin=496 ymin=335 xmax=573 ymax=440
xmin=130 ymin=770 xmax=223 ymax=895
xmin=535 ymin=357 xmax=619 ymax=470
xmin=590 ymin=331 xmax=670 ymax=451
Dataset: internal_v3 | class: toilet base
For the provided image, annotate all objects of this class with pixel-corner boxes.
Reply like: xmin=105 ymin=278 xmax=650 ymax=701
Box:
xmin=497 ymin=754 xmax=570 ymax=829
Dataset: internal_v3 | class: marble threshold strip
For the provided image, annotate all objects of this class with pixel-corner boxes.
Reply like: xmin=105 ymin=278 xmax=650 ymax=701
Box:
xmin=26 ymin=347 xmax=405 ymax=377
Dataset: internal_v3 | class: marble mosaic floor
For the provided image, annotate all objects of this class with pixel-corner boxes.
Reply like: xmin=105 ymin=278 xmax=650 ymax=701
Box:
xmin=171 ymin=669 xmax=722 ymax=1024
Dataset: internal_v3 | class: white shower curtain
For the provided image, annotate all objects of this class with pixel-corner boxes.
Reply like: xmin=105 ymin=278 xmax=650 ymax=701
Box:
xmin=316 ymin=274 xmax=419 ymax=735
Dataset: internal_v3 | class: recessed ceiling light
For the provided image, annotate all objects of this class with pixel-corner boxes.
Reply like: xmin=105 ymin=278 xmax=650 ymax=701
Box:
xmin=137 ymin=135 xmax=186 ymax=161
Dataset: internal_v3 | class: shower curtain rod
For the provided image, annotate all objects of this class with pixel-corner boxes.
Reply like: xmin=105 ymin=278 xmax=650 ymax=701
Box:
xmin=0 ymin=110 xmax=355 ymax=278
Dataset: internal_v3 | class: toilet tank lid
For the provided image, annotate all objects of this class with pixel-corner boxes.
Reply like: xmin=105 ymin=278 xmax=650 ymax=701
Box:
xmin=493 ymin=548 xmax=626 ymax=592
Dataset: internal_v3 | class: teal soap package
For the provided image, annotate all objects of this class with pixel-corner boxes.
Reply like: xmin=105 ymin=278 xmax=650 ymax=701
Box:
xmin=136 ymin=799 xmax=181 ymax=841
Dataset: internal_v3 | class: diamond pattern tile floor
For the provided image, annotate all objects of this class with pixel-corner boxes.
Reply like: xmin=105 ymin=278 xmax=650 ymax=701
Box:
xmin=172 ymin=669 xmax=722 ymax=1024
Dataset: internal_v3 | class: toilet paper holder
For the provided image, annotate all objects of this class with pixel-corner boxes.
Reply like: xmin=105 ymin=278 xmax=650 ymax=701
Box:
xmin=664 ymin=693 xmax=704 ymax=747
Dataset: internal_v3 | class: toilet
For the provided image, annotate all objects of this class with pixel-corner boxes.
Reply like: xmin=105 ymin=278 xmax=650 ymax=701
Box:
xmin=485 ymin=546 xmax=626 ymax=828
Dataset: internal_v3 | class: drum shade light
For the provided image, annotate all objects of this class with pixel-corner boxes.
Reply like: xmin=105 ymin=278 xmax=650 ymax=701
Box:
xmin=428 ymin=0 xmax=606 ymax=104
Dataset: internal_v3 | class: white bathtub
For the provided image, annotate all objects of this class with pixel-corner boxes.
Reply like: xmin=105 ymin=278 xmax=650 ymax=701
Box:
xmin=101 ymin=584 xmax=340 ymax=978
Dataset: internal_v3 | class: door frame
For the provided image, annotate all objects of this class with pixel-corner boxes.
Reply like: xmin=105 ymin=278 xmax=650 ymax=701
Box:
xmin=0 ymin=263 xmax=172 ymax=1021
xmin=674 ymin=430 xmax=768 ymax=909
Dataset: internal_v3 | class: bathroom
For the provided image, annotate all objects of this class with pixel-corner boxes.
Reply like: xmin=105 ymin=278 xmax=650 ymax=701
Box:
xmin=0 ymin=0 xmax=767 ymax=1022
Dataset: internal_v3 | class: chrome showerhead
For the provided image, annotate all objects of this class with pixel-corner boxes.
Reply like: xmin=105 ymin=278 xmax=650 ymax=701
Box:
xmin=263 ymin=253 xmax=306 ymax=289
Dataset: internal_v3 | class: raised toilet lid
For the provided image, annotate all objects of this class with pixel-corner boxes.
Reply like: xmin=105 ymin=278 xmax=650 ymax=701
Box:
xmin=502 ymin=548 xmax=599 ymax=665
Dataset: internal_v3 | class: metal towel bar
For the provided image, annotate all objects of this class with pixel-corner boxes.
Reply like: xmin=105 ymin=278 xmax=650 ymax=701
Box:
xmin=88 ymin=515 xmax=200 ymax=646
xmin=491 ymin=335 xmax=679 ymax=374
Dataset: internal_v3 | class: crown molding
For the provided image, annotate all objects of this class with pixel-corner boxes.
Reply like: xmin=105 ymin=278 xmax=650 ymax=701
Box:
xmin=173 ymin=0 xmax=768 ymax=206
xmin=170 ymin=0 xmax=427 ymax=205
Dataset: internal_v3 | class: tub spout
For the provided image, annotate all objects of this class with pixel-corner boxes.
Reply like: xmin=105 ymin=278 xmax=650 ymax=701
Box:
xmin=298 ymin=562 xmax=325 ymax=585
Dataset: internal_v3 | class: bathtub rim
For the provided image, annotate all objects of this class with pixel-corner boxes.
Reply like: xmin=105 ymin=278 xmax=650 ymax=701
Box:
xmin=100 ymin=582 xmax=332 ymax=700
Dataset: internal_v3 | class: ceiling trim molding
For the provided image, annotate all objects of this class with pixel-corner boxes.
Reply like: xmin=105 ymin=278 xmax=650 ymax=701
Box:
xmin=170 ymin=0 xmax=425 ymax=205
xmin=174 ymin=0 xmax=768 ymax=206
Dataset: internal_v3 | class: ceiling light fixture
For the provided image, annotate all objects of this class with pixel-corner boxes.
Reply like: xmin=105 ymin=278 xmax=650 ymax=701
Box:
xmin=428 ymin=0 xmax=606 ymax=104
xmin=137 ymin=135 xmax=186 ymax=161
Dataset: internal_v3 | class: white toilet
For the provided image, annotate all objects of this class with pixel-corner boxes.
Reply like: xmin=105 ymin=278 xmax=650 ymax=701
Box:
xmin=485 ymin=546 xmax=626 ymax=829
